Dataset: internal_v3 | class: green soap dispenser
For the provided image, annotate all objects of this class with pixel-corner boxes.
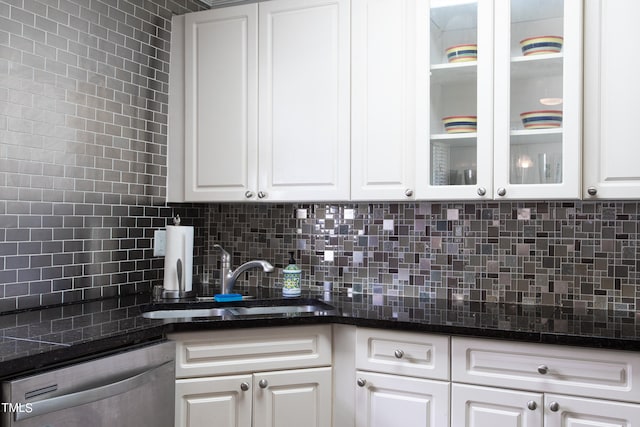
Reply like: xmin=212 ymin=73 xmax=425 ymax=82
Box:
xmin=283 ymin=251 xmax=301 ymax=297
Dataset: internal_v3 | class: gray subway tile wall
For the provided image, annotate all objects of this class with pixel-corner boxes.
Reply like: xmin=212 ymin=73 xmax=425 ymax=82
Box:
xmin=0 ymin=0 xmax=207 ymax=312
xmin=1 ymin=1 xmax=640 ymax=314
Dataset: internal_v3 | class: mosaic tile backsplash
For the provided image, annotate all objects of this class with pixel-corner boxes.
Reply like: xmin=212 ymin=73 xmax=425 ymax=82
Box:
xmin=204 ymin=202 xmax=640 ymax=312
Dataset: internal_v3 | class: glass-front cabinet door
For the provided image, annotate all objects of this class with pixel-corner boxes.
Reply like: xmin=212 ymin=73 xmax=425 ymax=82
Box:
xmin=417 ymin=0 xmax=582 ymax=200
xmin=417 ymin=0 xmax=494 ymax=200
xmin=493 ymin=0 xmax=582 ymax=199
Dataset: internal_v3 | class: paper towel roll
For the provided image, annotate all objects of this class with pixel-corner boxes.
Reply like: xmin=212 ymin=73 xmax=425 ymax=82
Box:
xmin=163 ymin=225 xmax=193 ymax=292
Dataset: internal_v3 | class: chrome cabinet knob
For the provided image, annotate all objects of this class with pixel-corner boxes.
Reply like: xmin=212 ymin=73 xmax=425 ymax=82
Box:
xmin=404 ymin=189 xmax=413 ymax=197
xmin=258 ymin=379 xmax=268 ymax=389
xmin=356 ymin=378 xmax=367 ymax=387
xmin=245 ymin=191 xmax=254 ymax=199
xmin=257 ymin=191 xmax=266 ymax=199
xmin=537 ymin=365 xmax=549 ymax=375
xmin=549 ymin=401 xmax=560 ymax=412
xmin=527 ymin=401 xmax=537 ymax=411
xmin=477 ymin=187 xmax=486 ymax=196
xmin=394 ymin=349 xmax=404 ymax=359
xmin=497 ymin=187 xmax=506 ymax=197
xmin=587 ymin=186 xmax=597 ymax=196
xmin=240 ymin=382 xmax=250 ymax=391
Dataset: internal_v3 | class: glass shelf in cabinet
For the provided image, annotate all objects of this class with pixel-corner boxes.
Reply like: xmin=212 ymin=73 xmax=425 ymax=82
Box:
xmin=430 ymin=61 xmax=477 ymax=84
xmin=511 ymin=53 xmax=563 ymax=79
xmin=431 ymin=132 xmax=477 ymax=148
xmin=510 ymin=128 xmax=562 ymax=145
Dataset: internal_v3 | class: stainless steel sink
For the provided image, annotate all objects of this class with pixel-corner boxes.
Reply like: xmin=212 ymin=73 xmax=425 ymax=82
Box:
xmin=141 ymin=308 xmax=229 ymax=319
xmin=227 ymin=304 xmax=332 ymax=316
xmin=140 ymin=299 xmax=336 ymax=320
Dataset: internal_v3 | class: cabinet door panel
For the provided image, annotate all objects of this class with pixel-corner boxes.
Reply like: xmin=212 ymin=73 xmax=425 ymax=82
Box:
xmin=452 ymin=383 xmax=542 ymax=427
xmin=258 ymin=0 xmax=350 ymax=201
xmin=493 ymin=0 xmax=582 ymax=200
xmin=545 ymin=394 xmax=640 ymax=427
xmin=184 ymin=6 xmax=258 ymax=201
xmin=254 ymin=367 xmax=332 ymax=427
xmin=584 ymin=0 xmax=640 ymax=199
xmin=355 ymin=371 xmax=449 ymax=427
xmin=176 ymin=375 xmax=252 ymax=427
xmin=351 ymin=0 xmax=421 ymax=200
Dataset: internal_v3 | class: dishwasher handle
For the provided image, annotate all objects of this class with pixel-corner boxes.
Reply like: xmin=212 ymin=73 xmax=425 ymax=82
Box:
xmin=15 ymin=360 xmax=174 ymax=421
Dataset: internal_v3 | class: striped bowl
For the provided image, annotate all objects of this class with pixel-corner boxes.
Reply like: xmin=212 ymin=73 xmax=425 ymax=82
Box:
xmin=445 ymin=44 xmax=478 ymax=63
xmin=520 ymin=110 xmax=563 ymax=129
xmin=520 ymin=35 xmax=563 ymax=56
xmin=442 ymin=115 xmax=477 ymax=133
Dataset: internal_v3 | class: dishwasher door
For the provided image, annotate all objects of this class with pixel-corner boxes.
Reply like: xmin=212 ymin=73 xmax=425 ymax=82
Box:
xmin=1 ymin=341 xmax=175 ymax=427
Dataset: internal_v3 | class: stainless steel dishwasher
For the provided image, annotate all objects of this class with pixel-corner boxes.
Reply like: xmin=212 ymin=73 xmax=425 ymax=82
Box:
xmin=1 ymin=341 xmax=175 ymax=427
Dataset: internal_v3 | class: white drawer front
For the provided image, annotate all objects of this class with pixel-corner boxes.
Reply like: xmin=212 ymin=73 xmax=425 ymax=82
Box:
xmin=356 ymin=328 xmax=450 ymax=380
xmin=452 ymin=337 xmax=640 ymax=402
xmin=170 ymin=325 xmax=332 ymax=378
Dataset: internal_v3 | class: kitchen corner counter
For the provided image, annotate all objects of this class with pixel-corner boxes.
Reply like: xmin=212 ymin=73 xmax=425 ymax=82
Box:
xmin=2 ymin=287 xmax=640 ymax=379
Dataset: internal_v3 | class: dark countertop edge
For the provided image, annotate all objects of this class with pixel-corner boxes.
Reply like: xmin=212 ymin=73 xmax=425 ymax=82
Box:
xmin=165 ymin=314 xmax=640 ymax=350
xmin=0 ymin=325 xmax=166 ymax=381
xmin=4 ymin=311 xmax=640 ymax=380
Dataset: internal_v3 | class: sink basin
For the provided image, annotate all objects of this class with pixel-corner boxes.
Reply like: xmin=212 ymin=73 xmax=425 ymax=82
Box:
xmin=141 ymin=308 xmax=228 ymax=319
xmin=228 ymin=304 xmax=333 ymax=316
xmin=140 ymin=299 xmax=336 ymax=320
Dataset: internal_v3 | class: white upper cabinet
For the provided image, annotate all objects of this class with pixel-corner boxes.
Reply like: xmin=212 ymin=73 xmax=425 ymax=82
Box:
xmin=258 ymin=0 xmax=350 ymax=201
xmin=183 ymin=5 xmax=258 ymax=202
xmin=170 ymin=0 xmax=584 ymax=202
xmin=417 ymin=0 xmax=582 ymax=200
xmin=171 ymin=0 xmax=349 ymax=202
xmin=583 ymin=0 xmax=640 ymax=199
xmin=493 ymin=0 xmax=582 ymax=200
xmin=417 ymin=0 xmax=494 ymax=200
xmin=351 ymin=0 xmax=422 ymax=201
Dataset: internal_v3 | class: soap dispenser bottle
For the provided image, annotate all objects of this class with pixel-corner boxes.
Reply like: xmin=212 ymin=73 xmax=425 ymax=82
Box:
xmin=282 ymin=251 xmax=301 ymax=297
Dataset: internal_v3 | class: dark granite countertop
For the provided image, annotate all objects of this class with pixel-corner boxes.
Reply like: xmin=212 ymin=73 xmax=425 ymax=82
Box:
xmin=1 ymin=285 xmax=640 ymax=380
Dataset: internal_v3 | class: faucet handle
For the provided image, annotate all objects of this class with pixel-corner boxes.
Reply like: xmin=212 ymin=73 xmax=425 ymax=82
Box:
xmin=213 ymin=244 xmax=231 ymax=266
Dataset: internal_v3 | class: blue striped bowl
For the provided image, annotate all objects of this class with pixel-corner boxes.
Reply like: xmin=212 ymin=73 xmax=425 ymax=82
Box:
xmin=443 ymin=115 xmax=477 ymax=133
xmin=520 ymin=36 xmax=563 ymax=56
xmin=520 ymin=110 xmax=562 ymax=129
xmin=445 ymin=44 xmax=477 ymax=63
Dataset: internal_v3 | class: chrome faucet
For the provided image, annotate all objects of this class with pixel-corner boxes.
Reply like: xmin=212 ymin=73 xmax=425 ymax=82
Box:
xmin=213 ymin=244 xmax=274 ymax=294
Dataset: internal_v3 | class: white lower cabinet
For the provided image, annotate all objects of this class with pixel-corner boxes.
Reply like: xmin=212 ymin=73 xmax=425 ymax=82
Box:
xmin=171 ymin=325 xmax=640 ymax=427
xmin=451 ymin=337 xmax=640 ymax=427
xmin=452 ymin=383 xmax=542 ymax=427
xmin=254 ymin=368 xmax=332 ymax=427
xmin=544 ymin=394 xmax=640 ymax=427
xmin=452 ymin=384 xmax=640 ymax=427
xmin=355 ymin=371 xmax=449 ymax=427
xmin=176 ymin=368 xmax=332 ymax=427
xmin=176 ymin=374 xmax=253 ymax=427
xmin=170 ymin=326 xmax=332 ymax=427
xmin=353 ymin=328 xmax=450 ymax=427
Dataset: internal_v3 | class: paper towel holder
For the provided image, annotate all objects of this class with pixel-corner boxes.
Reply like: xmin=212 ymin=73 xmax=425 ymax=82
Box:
xmin=161 ymin=215 xmax=195 ymax=299
xmin=162 ymin=258 xmax=195 ymax=299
